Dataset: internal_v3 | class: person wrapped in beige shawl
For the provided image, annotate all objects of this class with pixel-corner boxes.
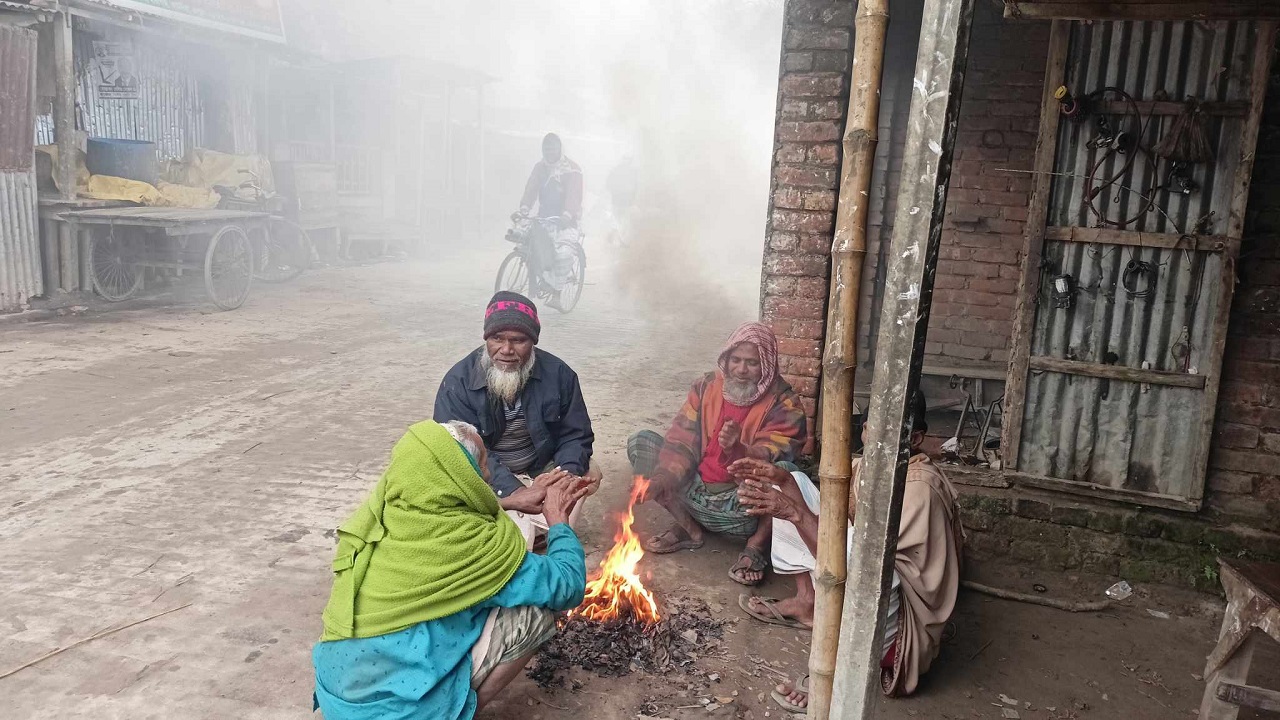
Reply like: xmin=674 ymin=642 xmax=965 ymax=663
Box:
xmin=733 ymin=391 xmax=965 ymax=708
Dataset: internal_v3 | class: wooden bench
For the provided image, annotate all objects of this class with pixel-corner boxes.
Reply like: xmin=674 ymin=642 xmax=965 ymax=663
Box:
xmin=1200 ymin=559 xmax=1280 ymax=719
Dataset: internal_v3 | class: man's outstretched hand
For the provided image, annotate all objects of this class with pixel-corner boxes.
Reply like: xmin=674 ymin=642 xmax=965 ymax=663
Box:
xmin=501 ymin=485 xmax=546 ymax=514
xmin=728 ymin=457 xmax=790 ymax=485
xmin=544 ymin=477 xmax=593 ymax=526
xmin=533 ymin=468 xmax=574 ymax=489
xmin=718 ymin=420 xmax=742 ymax=452
xmin=738 ymin=478 xmax=804 ymax=523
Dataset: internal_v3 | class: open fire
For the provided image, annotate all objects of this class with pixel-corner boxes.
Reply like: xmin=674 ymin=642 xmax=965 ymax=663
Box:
xmin=570 ymin=475 xmax=661 ymax=624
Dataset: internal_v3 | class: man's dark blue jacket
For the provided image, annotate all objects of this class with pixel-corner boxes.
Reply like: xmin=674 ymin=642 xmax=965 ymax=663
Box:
xmin=433 ymin=347 xmax=594 ymax=498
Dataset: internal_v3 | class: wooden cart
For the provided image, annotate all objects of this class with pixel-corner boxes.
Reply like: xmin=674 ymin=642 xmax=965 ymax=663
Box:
xmin=59 ymin=207 xmax=270 ymax=311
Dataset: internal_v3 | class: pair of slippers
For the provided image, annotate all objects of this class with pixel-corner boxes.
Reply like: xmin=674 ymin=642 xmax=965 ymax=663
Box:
xmin=643 ymin=527 xmax=770 ymax=586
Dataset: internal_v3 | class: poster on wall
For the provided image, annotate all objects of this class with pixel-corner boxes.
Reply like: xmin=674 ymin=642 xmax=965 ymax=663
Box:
xmin=92 ymin=41 xmax=139 ymax=100
xmin=101 ymin=0 xmax=286 ymax=43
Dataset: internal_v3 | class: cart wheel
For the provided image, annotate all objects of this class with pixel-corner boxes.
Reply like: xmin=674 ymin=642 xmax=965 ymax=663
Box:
xmin=89 ymin=230 xmax=143 ymax=302
xmin=255 ymin=218 xmax=312 ymax=283
xmin=551 ymin=241 xmax=587 ymax=313
xmin=205 ymin=225 xmax=254 ymax=311
xmin=495 ymin=250 xmax=529 ymax=294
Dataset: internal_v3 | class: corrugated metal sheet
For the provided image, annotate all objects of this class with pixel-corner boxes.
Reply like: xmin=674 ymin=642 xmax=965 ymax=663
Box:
xmin=75 ymin=27 xmax=204 ymax=160
xmin=0 ymin=170 xmax=41 ymax=312
xmin=1050 ymin=20 xmax=1252 ymax=235
xmin=0 ymin=25 xmax=41 ymax=312
xmin=1020 ymin=19 xmax=1260 ymax=499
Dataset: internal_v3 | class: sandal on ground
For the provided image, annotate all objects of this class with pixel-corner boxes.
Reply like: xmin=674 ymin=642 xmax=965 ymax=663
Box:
xmin=642 ymin=525 xmax=704 ymax=554
xmin=738 ymin=594 xmax=813 ymax=631
xmin=728 ymin=546 xmax=769 ymax=586
xmin=770 ymin=673 xmax=810 ymax=713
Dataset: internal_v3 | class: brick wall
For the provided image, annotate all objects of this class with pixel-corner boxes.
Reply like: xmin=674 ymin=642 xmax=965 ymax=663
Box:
xmin=760 ymin=1 xmax=1280 ymax=587
xmin=760 ymin=0 xmax=856 ymax=424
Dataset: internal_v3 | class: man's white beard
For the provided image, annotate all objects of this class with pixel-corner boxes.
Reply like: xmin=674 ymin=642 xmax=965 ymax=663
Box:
xmin=724 ymin=378 xmax=757 ymax=405
xmin=481 ymin=351 xmax=535 ymax=405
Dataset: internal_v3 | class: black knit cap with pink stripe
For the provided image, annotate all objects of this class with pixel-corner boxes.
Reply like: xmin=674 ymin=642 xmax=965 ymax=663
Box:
xmin=483 ymin=291 xmax=541 ymax=344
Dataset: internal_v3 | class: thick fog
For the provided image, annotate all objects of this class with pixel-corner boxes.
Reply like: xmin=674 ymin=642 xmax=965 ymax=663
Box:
xmin=305 ymin=0 xmax=785 ymax=318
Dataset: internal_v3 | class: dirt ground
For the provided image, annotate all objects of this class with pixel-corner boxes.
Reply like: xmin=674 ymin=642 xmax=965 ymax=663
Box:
xmin=0 ymin=242 xmax=1231 ymax=719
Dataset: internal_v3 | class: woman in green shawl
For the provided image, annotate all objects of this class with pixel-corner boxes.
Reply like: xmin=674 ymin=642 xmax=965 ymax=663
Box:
xmin=313 ymin=420 xmax=590 ymax=720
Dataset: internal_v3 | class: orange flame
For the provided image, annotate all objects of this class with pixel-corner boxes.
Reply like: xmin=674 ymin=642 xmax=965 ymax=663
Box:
xmin=571 ymin=475 xmax=661 ymax=624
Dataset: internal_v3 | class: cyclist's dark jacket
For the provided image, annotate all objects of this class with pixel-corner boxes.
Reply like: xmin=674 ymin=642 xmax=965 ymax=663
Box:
xmin=433 ymin=346 xmax=594 ymax=498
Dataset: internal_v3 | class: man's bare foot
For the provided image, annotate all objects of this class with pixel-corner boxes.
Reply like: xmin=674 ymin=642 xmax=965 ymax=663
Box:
xmin=774 ymin=681 xmax=808 ymax=710
xmin=746 ymin=594 xmax=813 ymax=627
xmin=729 ymin=545 xmax=769 ymax=585
xmin=643 ymin=525 xmax=704 ymax=554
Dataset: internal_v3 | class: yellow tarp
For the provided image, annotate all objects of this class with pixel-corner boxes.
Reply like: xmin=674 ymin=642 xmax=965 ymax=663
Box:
xmin=36 ymin=144 xmax=246 ymax=209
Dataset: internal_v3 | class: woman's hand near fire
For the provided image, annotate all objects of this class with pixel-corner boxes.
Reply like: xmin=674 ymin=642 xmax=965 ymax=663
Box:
xmin=545 ymin=477 xmax=592 ymax=526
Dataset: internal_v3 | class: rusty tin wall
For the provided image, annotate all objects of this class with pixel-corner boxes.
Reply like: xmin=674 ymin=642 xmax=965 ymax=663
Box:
xmin=0 ymin=24 xmax=41 ymax=312
xmin=1021 ymin=19 xmax=1259 ymax=499
xmin=75 ymin=27 xmax=205 ymax=160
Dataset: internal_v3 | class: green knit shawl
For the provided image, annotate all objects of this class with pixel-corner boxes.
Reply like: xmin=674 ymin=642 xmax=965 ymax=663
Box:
xmin=320 ymin=421 xmax=526 ymax=641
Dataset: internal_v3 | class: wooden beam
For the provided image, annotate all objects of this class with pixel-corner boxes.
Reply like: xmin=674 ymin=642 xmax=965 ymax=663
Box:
xmin=1005 ymin=2 xmax=1280 ymax=20
xmin=808 ymin=1 xmax=888 ymax=717
xmin=1043 ymin=226 xmax=1231 ymax=253
xmin=1189 ymin=21 xmax=1278 ymax=509
xmin=1217 ymin=682 xmax=1280 ymax=712
xmin=51 ymin=11 xmax=76 ymax=201
xmin=1094 ymin=99 xmax=1248 ymax=117
xmin=829 ymin=0 xmax=975 ymax=715
xmin=1013 ymin=472 xmax=1203 ymax=512
xmin=1001 ymin=20 xmax=1071 ymax=473
xmin=1028 ymin=355 xmax=1207 ymax=389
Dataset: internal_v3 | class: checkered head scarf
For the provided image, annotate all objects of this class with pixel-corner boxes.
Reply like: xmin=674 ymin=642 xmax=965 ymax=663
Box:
xmin=717 ymin=322 xmax=780 ymax=405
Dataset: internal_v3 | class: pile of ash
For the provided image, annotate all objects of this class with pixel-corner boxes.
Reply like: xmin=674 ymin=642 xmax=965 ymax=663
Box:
xmin=528 ymin=596 xmax=726 ymax=689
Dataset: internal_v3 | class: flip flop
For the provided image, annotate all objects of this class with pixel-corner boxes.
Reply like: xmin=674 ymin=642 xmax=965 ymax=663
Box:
xmin=728 ymin=546 xmax=769 ymax=586
xmin=642 ymin=526 xmax=704 ymax=554
xmin=738 ymin=594 xmax=813 ymax=631
xmin=770 ymin=673 xmax=810 ymax=714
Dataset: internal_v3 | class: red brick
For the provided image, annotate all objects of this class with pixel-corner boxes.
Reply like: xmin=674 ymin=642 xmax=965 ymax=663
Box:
xmin=781 ymin=101 xmax=808 ymax=120
xmin=1218 ymin=422 xmax=1261 ymax=449
xmin=763 ymin=276 xmax=797 ymax=297
xmin=798 ymin=233 xmax=833 ymax=253
xmin=980 ymin=190 xmax=1030 ymax=207
xmin=1212 ymin=449 xmax=1279 ymax=475
xmin=765 ymin=295 xmax=826 ymax=320
xmin=963 ymin=304 xmax=1014 ymax=321
xmin=778 ymin=338 xmax=822 ymax=358
xmin=943 ymin=343 xmax=996 ymax=361
xmin=933 ymin=274 xmax=968 ymax=290
xmin=773 ymin=209 xmax=835 ymax=234
xmin=1209 ymin=471 xmax=1256 ymax=495
xmin=796 ymin=276 xmax=830 ymax=299
xmin=775 ymin=165 xmax=839 ymax=188
xmin=968 ymin=277 xmax=1020 ymax=294
xmin=810 ymin=100 xmax=844 ymax=120
xmin=982 ymin=218 xmax=1027 ymax=235
xmin=781 ymin=73 xmax=847 ymax=99
xmin=788 ymin=375 xmax=819 ymax=397
xmin=783 ymin=52 xmax=814 ymax=72
xmin=765 ymin=253 xmax=828 ymax=277
xmin=940 ymin=259 xmax=999 ymax=278
xmin=803 ymin=189 xmax=838 ymax=211
xmin=955 ymin=173 xmax=1010 ymax=191
xmin=778 ymin=121 xmax=842 ymax=143
xmin=785 ymin=355 xmax=822 ymax=378
xmin=959 ymin=145 xmax=1012 ymax=162
xmin=776 ymin=143 xmax=808 ymax=164
xmin=999 ymin=264 xmax=1024 ymax=280
xmin=772 ymin=232 xmax=801 ymax=251
xmin=812 ymin=50 xmax=851 ymax=73
xmin=809 ymin=143 xmax=841 ymax=166
xmin=1262 ymin=432 xmax=1280 ymax=453
xmin=1002 ymin=205 xmax=1031 ymax=222
xmin=773 ymin=188 xmax=804 ymax=209
xmin=784 ymin=28 xmax=851 ymax=51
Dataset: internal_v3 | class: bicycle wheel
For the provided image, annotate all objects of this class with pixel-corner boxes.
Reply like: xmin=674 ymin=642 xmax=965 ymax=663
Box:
xmin=89 ymin=230 xmax=144 ymax=302
xmin=205 ymin=225 xmax=255 ymax=311
xmin=495 ymin=251 xmax=529 ymax=294
xmin=553 ymin=241 xmax=587 ymax=313
xmin=255 ymin=218 xmax=311 ymax=283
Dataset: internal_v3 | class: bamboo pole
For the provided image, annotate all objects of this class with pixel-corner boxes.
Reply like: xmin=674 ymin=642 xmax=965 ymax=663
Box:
xmin=807 ymin=2 xmax=888 ymax=719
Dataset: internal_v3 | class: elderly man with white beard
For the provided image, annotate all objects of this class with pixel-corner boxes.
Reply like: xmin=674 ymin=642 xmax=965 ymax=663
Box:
xmin=434 ymin=292 xmax=600 ymax=547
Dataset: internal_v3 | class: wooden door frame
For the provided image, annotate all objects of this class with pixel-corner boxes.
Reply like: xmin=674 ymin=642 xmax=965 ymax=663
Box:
xmin=999 ymin=18 xmax=1278 ymax=511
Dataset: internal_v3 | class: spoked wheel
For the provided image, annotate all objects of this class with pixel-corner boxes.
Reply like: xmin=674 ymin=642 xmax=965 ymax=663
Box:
xmin=89 ymin=230 xmax=144 ymax=302
xmin=255 ymin=218 xmax=312 ymax=283
xmin=204 ymin=225 xmax=255 ymax=311
xmin=495 ymin=250 xmax=530 ymax=294
xmin=551 ymin=241 xmax=587 ymax=313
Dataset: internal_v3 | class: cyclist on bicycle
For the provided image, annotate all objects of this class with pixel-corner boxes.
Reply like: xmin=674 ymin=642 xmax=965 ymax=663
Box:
xmin=516 ymin=133 xmax=583 ymax=288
